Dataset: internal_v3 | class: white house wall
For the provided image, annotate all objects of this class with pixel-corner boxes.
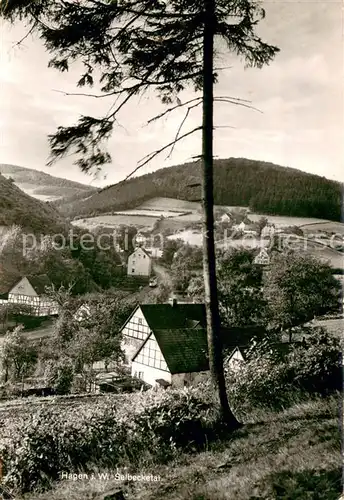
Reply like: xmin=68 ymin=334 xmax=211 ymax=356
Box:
xmin=10 ymin=277 xmax=38 ymax=297
xmin=131 ymin=333 xmax=170 ymax=386
xmin=7 ymin=278 xmax=58 ymax=316
xmin=131 ymin=360 xmax=172 ymax=386
xmin=134 ymin=334 xmax=168 ymax=371
xmin=227 ymin=349 xmax=245 ymax=371
xmin=121 ymin=306 xmax=151 ymax=363
xmin=127 ymin=249 xmax=152 ymax=276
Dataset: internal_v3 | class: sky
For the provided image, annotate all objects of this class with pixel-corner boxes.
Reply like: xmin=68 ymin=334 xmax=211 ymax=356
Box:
xmin=0 ymin=0 xmax=343 ymax=187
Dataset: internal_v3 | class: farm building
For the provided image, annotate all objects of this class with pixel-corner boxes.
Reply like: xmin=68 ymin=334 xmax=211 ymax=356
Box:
xmin=120 ymin=300 xmax=206 ymax=366
xmin=254 ymin=248 xmax=271 ymax=265
xmin=120 ymin=300 xmax=264 ymax=388
xmin=0 ymin=273 xmax=58 ymax=316
xmin=145 ymin=247 xmax=163 ymax=258
xmin=131 ymin=327 xmax=209 ymax=388
xmin=224 ymin=341 xmax=305 ymax=373
xmin=261 ymin=224 xmax=275 ymax=238
xmin=134 ymin=232 xmax=149 ymax=247
xmin=224 ymin=346 xmax=247 ymax=371
xmin=233 ymin=221 xmax=246 ymax=232
xmin=220 ymin=213 xmax=232 ymax=223
xmin=127 ymin=247 xmax=152 ymax=277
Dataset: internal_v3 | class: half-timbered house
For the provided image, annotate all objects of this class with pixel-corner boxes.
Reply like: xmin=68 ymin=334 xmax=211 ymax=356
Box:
xmin=0 ymin=274 xmax=58 ymax=316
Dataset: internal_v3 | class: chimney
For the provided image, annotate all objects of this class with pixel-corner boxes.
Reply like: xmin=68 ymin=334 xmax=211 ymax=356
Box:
xmin=169 ymin=297 xmax=177 ymax=307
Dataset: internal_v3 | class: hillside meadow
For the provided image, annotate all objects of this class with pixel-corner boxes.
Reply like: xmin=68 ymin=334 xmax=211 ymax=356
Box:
xmin=0 ymin=395 xmax=339 ymax=500
xmin=70 ymin=196 xmax=344 ymax=241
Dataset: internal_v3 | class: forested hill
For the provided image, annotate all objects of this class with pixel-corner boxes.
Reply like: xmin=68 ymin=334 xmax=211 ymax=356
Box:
xmin=55 ymin=158 xmax=342 ymax=221
xmin=0 ymin=163 xmax=96 ymax=202
xmin=0 ymin=173 xmax=69 ymax=234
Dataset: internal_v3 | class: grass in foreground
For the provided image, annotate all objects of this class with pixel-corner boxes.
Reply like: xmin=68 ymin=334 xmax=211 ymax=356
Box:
xmin=21 ymin=396 xmax=341 ymax=500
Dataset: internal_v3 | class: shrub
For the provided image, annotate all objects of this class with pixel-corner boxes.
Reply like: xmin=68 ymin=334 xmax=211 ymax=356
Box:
xmin=226 ymin=328 xmax=341 ymax=411
xmin=0 ymin=389 xmax=217 ymax=494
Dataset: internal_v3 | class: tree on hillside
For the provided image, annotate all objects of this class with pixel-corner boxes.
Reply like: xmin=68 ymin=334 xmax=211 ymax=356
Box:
xmin=264 ymin=252 xmax=342 ymax=341
xmin=2 ymin=0 xmax=278 ymax=425
xmin=0 ymin=326 xmax=38 ymax=384
xmin=160 ymin=238 xmax=184 ymax=267
xmin=187 ymin=247 xmax=268 ymax=326
xmin=256 ymin=216 xmax=269 ymax=236
xmin=171 ymin=244 xmax=203 ymax=292
xmin=217 ymin=248 xmax=267 ymax=327
xmin=43 ymin=289 xmax=132 ymax=392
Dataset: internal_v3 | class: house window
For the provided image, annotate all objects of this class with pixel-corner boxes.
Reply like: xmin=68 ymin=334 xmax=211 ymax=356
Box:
xmin=132 ymin=268 xmax=135 ymax=273
xmin=138 ymin=372 xmax=144 ymax=380
xmin=138 ymin=318 xmax=142 ymax=325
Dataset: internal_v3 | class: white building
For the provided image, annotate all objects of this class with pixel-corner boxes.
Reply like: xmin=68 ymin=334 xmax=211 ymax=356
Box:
xmin=220 ymin=213 xmax=232 ymax=223
xmin=233 ymin=221 xmax=246 ymax=232
xmin=119 ymin=301 xmax=208 ymax=387
xmin=254 ymin=249 xmax=270 ymax=265
xmin=134 ymin=232 xmax=148 ymax=247
xmin=224 ymin=347 xmax=246 ymax=372
xmin=0 ymin=274 xmax=58 ymax=316
xmin=261 ymin=224 xmax=275 ymax=238
xmin=127 ymin=247 xmax=152 ymax=277
xmin=145 ymin=247 xmax=163 ymax=259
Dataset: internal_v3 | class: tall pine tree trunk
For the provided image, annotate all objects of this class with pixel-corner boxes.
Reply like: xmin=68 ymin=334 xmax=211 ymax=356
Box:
xmin=201 ymin=0 xmax=240 ymax=428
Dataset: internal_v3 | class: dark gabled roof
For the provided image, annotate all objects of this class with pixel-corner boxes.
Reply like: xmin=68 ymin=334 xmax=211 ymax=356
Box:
xmin=26 ymin=274 xmax=52 ymax=295
xmin=0 ymin=271 xmax=52 ymax=297
xmin=225 ymin=340 xmax=304 ymax=363
xmin=132 ymin=319 xmax=267 ymax=374
xmin=132 ymin=247 xmax=151 ymax=259
xmin=139 ymin=303 xmax=206 ymax=330
xmin=221 ymin=325 xmax=266 ymax=350
xmin=148 ymin=328 xmax=209 ymax=374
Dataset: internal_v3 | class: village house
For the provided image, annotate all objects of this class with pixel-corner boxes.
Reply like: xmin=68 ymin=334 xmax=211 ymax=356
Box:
xmin=224 ymin=340 xmax=304 ymax=373
xmin=127 ymin=247 xmax=152 ymax=277
xmin=0 ymin=273 xmax=58 ymax=316
xmin=145 ymin=246 xmax=163 ymax=259
xmin=254 ymin=248 xmax=271 ymax=265
xmin=220 ymin=213 xmax=232 ymax=223
xmin=261 ymin=224 xmax=275 ymax=238
xmin=134 ymin=232 xmax=149 ymax=247
xmin=224 ymin=346 xmax=247 ymax=371
xmin=119 ymin=300 xmax=264 ymax=388
xmin=233 ymin=221 xmax=246 ymax=232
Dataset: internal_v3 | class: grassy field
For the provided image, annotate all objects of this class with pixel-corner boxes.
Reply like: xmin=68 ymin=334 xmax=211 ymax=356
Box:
xmin=310 ymin=317 xmax=343 ymax=338
xmin=248 ymin=214 xmax=332 ymax=227
xmin=19 ymin=396 xmax=341 ymax=500
xmin=71 ymin=214 xmax=157 ymax=229
xmin=137 ymin=197 xmax=202 ymax=211
xmin=70 ymin=197 xmax=344 ymax=237
xmin=114 ymin=209 xmax=188 ymax=218
xmin=285 ymin=238 xmax=344 ymax=269
xmin=167 ymin=230 xmax=203 ymax=246
xmin=167 ymin=231 xmax=270 ymax=248
xmin=301 ymin=221 xmax=344 ymax=235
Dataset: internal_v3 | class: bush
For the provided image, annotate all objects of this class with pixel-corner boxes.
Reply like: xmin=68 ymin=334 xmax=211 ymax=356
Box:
xmin=226 ymin=328 xmax=341 ymax=411
xmin=0 ymin=389 xmax=218 ymax=494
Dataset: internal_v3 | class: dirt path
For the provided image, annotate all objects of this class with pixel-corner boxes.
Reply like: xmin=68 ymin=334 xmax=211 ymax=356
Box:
xmin=152 ymin=263 xmax=173 ymax=288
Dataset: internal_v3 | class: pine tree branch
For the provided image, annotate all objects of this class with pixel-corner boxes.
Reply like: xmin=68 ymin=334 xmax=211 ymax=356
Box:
xmin=146 ymin=96 xmax=203 ymax=125
xmin=123 ymin=126 xmax=202 ymax=182
xmin=166 ymin=101 xmax=203 ymax=159
xmin=214 ymin=97 xmax=263 ymax=113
